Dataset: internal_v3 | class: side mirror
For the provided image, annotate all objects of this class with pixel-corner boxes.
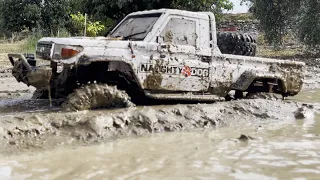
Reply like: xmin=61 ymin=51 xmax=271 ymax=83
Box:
xmin=156 ymin=36 xmax=164 ymax=43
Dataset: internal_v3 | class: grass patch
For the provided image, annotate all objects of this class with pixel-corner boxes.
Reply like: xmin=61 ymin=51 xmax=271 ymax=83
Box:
xmin=257 ymin=47 xmax=299 ymax=59
xmin=20 ymin=35 xmax=41 ymax=53
xmin=221 ymin=13 xmax=255 ymax=22
xmin=0 ymin=34 xmax=41 ymax=54
xmin=257 ymin=46 xmax=320 ymax=59
xmin=0 ymin=42 xmax=22 ymax=53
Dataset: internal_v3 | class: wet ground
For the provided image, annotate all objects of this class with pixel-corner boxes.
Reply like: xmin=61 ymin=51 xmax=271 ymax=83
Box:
xmin=0 ymin=57 xmax=320 ymax=179
xmin=0 ymin=93 xmax=319 ymax=179
xmin=1 ymin=114 xmax=319 ymax=179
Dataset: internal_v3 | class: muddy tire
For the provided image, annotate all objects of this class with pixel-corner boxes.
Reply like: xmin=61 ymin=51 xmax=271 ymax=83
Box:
xmin=217 ymin=32 xmax=257 ymax=57
xmin=246 ymin=92 xmax=282 ymax=100
xmin=61 ymin=84 xmax=134 ymax=111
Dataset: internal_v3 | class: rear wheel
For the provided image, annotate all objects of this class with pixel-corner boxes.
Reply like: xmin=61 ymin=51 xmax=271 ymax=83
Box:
xmin=61 ymin=84 xmax=134 ymax=111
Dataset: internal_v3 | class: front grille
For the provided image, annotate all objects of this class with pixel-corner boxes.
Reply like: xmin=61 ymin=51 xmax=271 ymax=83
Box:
xmin=36 ymin=43 xmax=53 ymax=60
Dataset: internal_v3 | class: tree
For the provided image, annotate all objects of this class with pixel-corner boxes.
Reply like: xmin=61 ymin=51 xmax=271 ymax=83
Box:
xmin=242 ymin=0 xmax=320 ymax=47
xmin=0 ymin=0 xmax=43 ymax=32
xmin=41 ymin=0 xmax=71 ymax=36
xmin=171 ymin=0 xmax=233 ymax=14
xmin=75 ymin=0 xmax=233 ymax=34
xmin=242 ymin=0 xmax=301 ymax=46
xmin=1 ymin=0 xmax=28 ymax=33
xmin=296 ymin=0 xmax=320 ymax=47
xmin=83 ymin=0 xmax=233 ymax=22
xmin=0 ymin=0 xmax=234 ymax=39
xmin=70 ymin=12 xmax=106 ymax=36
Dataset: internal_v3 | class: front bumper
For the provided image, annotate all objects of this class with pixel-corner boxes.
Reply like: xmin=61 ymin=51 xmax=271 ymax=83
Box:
xmin=8 ymin=53 xmax=52 ymax=89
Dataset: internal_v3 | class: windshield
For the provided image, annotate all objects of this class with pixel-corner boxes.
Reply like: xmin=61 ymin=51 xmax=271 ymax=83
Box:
xmin=109 ymin=14 xmax=161 ymax=40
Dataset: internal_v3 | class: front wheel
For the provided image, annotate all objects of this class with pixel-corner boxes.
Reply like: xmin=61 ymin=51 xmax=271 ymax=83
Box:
xmin=61 ymin=84 xmax=135 ymax=111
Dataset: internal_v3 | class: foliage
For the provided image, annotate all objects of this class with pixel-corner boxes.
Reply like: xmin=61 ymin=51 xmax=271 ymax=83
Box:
xmin=70 ymin=12 xmax=106 ymax=36
xmin=41 ymin=0 xmax=71 ymax=36
xmin=83 ymin=0 xmax=233 ymax=21
xmin=0 ymin=0 xmax=234 ymax=39
xmin=87 ymin=22 xmax=105 ymax=36
xmin=242 ymin=0 xmax=320 ymax=47
xmin=220 ymin=13 xmax=254 ymax=22
xmin=21 ymin=32 xmax=42 ymax=53
xmin=0 ymin=0 xmax=70 ymax=36
xmin=1 ymin=0 xmax=29 ymax=33
xmin=296 ymin=0 xmax=320 ymax=48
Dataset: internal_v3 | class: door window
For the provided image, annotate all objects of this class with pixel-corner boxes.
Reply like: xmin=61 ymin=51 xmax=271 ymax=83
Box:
xmin=160 ymin=18 xmax=197 ymax=46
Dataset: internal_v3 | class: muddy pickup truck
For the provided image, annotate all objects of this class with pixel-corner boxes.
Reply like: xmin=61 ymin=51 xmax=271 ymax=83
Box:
xmin=8 ymin=9 xmax=305 ymax=110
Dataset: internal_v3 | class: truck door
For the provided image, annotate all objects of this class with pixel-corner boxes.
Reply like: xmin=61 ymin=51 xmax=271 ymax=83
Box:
xmin=140 ymin=16 xmax=211 ymax=92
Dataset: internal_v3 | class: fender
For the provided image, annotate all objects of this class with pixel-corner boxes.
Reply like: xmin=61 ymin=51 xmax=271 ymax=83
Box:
xmin=231 ymin=70 xmax=283 ymax=91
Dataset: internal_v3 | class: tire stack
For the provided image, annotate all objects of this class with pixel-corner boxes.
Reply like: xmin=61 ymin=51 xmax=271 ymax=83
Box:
xmin=217 ymin=32 xmax=257 ymax=56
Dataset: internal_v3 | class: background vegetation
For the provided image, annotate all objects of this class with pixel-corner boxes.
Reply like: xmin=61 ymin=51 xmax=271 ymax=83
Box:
xmin=0 ymin=0 xmax=234 ymax=39
xmin=242 ymin=0 xmax=320 ymax=49
xmin=0 ymin=0 xmax=319 ymax=53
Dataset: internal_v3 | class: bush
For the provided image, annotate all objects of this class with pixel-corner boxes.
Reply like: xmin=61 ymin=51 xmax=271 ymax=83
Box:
xmin=21 ymin=32 xmax=42 ymax=53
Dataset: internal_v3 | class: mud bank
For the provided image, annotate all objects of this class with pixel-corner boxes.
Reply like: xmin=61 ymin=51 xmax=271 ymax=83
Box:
xmin=0 ymin=99 xmax=318 ymax=155
xmin=301 ymin=58 xmax=320 ymax=89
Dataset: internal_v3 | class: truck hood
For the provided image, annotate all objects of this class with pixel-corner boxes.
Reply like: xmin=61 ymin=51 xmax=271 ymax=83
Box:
xmin=38 ymin=36 xmax=124 ymax=47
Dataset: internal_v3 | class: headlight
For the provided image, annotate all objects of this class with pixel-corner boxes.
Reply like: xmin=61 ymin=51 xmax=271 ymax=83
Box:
xmin=52 ymin=44 xmax=83 ymax=60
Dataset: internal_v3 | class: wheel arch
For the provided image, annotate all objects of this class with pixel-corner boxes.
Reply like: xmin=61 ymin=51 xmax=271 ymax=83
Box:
xmin=231 ymin=70 xmax=287 ymax=93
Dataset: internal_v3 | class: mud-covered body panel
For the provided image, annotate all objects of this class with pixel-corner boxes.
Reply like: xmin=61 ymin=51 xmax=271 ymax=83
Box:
xmin=214 ymin=54 xmax=305 ymax=96
xmin=70 ymin=41 xmax=211 ymax=92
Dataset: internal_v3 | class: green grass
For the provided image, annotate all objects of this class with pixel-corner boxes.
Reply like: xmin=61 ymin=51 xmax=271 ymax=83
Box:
xmin=221 ymin=13 xmax=255 ymax=22
xmin=0 ymin=35 xmax=41 ymax=54
xmin=257 ymin=47 xmax=300 ymax=59
xmin=257 ymin=46 xmax=320 ymax=60
xmin=20 ymin=35 xmax=41 ymax=53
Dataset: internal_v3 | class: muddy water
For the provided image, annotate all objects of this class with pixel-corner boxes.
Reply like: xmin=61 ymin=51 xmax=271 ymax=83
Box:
xmin=0 ymin=91 xmax=318 ymax=179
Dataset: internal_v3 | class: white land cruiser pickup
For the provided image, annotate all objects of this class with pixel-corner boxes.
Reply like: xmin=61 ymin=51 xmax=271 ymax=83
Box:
xmin=8 ymin=9 xmax=305 ymax=110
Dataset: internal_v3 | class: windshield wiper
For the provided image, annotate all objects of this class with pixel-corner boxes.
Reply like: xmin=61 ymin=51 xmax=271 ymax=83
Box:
xmin=123 ymin=31 xmax=147 ymax=40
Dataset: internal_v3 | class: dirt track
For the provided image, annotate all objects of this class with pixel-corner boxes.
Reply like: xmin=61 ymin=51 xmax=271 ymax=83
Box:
xmin=0 ymin=56 xmax=320 ymax=155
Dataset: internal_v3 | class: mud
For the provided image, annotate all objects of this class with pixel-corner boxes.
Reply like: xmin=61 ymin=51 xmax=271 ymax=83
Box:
xmin=0 ymin=97 xmax=318 ymax=155
xmin=301 ymin=58 xmax=320 ymax=90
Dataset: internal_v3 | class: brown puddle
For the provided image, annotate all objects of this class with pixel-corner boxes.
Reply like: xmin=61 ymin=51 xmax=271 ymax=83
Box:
xmin=0 ymin=113 xmax=319 ymax=179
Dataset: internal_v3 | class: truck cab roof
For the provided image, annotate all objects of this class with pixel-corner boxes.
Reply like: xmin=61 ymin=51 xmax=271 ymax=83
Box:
xmin=128 ymin=8 xmax=212 ymax=20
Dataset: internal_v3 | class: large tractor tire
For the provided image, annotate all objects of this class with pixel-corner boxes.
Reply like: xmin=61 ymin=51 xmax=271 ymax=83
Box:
xmin=61 ymin=84 xmax=134 ymax=111
xmin=217 ymin=32 xmax=257 ymax=57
